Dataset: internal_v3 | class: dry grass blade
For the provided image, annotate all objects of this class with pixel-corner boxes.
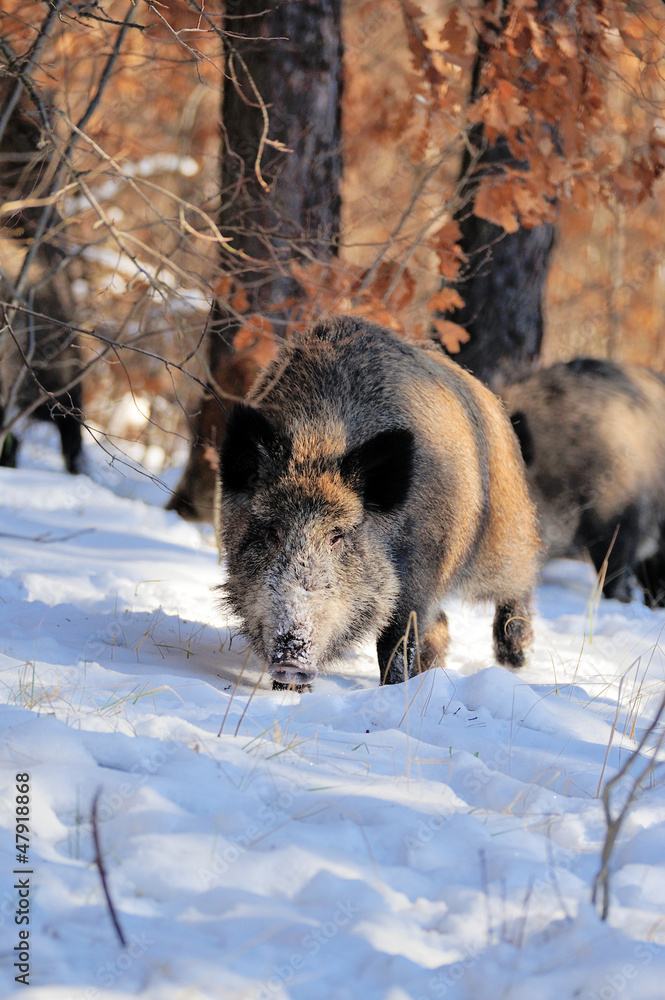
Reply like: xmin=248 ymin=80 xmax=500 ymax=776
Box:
xmin=595 ymin=674 xmax=625 ymax=799
xmin=218 ymin=644 xmax=254 ymax=737
xmin=233 ymin=661 xmax=269 ymax=739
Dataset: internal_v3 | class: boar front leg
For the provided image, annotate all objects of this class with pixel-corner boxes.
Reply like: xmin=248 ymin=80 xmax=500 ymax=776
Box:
xmin=576 ymin=506 xmax=640 ymax=603
xmin=636 ymin=522 xmax=665 ymax=607
xmin=377 ymin=608 xmax=448 ymax=685
xmin=419 ymin=612 xmax=450 ymax=672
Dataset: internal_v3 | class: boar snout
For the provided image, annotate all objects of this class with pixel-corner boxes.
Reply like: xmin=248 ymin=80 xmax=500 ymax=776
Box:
xmin=268 ymin=629 xmax=317 ymax=687
xmin=269 ymin=661 xmax=317 ymax=687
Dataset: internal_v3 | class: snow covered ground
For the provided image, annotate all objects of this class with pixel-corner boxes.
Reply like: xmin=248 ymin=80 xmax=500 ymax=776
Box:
xmin=1 ymin=428 xmax=665 ymax=1000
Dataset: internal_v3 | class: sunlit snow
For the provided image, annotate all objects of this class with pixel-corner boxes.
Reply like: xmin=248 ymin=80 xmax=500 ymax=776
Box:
xmin=1 ymin=428 xmax=664 ymax=999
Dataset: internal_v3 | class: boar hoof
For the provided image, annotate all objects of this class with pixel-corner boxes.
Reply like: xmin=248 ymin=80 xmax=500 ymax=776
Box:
xmin=602 ymin=574 xmax=634 ymax=603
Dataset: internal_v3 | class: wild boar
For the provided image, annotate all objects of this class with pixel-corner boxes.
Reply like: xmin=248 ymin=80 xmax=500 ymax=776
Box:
xmin=219 ymin=316 xmax=540 ymax=689
xmin=166 ymin=350 xmax=264 ymax=522
xmin=0 ymin=275 xmax=85 ymax=475
xmin=0 ymin=86 xmax=84 ymax=475
xmin=503 ymin=357 xmax=665 ymax=606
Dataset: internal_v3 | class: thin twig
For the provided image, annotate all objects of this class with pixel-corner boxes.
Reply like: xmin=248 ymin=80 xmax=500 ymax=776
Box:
xmin=0 ymin=182 xmax=80 ymax=218
xmin=0 ymin=529 xmax=94 ymax=544
xmin=91 ymin=789 xmax=127 ymax=948
xmin=0 ymin=0 xmax=67 ymax=147
xmin=12 ymin=2 xmax=137 ymax=308
xmin=0 ymin=299 xmax=229 ymax=409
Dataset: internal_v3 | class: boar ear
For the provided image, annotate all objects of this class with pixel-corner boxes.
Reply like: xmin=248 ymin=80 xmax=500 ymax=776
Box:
xmin=221 ymin=404 xmax=280 ymax=494
xmin=341 ymin=428 xmax=414 ymax=514
xmin=510 ymin=411 xmax=535 ymax=467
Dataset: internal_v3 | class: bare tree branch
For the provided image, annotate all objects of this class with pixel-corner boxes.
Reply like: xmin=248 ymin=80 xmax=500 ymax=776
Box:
xmin=592 ymin=692 xmax=665 ymax=921
xmin=91 ymin=789 xmax=127 ymax=948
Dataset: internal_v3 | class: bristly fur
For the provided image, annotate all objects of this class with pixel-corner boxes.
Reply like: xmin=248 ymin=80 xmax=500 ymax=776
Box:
xmin=219 ymin=316 xmax=540 ymax=686
xmin=502 ymin=358 xmax=665 ymax=606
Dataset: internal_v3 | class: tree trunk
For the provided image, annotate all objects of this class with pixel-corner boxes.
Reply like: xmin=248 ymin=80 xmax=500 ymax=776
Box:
xmin=438 ymin=4 xmax=556 ymax=390
xmin=168 ymin=0 xmax=343 ymax=521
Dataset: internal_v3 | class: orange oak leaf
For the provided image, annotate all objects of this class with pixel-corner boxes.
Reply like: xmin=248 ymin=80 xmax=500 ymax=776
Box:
xmin=433 ymin=318 xmax=471 ymax=353
xmin=230 ymin=287 xmax=249 ymax=313
xmin=430 ymin=220 xmax=466 ymax=280
xmin=439 ymin=8 xmax=472 ymax=69
xmin=473 ymin=176 xmax=520 ymax=233
xmin=428 ymin=288 xmax=465 ymax=313
xmin=469 ymin=80 xmax=528 ymax=141
xmin=400 ymin=0 xmax=439 ymax=87
xmin=233 ymin=315 xmax=276 ymax=365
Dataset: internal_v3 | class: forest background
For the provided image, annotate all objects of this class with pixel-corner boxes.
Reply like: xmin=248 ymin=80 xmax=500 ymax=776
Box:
xmin=1 ymin=0 xmax=665 ymax=496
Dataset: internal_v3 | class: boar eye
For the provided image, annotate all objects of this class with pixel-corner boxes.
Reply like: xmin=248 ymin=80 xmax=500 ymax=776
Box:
xmin=329 ymin=529 xmax=345 ymax=551
xmin=266 ymin=523 xmax=284 ymax=546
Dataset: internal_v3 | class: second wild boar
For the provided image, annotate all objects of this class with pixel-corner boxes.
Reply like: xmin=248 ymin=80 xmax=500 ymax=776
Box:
xmin=0 ymin=235 xmax=84 ymax=475
xmin=503 ymin=357 xmax=665 ymax=606
xmin=219 ymin=316 xmax=540 ymax=688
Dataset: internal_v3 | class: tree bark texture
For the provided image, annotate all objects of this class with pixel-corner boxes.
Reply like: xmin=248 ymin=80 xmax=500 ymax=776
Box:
xmin=439 ymin=2 xmax=557 ymax=390
xmin=168 ymin=0 xmax=343 ymax=520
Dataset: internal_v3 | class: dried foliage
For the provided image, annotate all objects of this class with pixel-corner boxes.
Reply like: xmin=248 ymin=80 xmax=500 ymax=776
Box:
xmin=343 ymin=0 xmax=665 ymax=360
xmin=1 ymin=0 xmax=665 ymax=469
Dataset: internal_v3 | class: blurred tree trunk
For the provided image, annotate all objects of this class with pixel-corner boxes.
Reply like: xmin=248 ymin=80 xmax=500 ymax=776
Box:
xmin=168 ymin=0 xmax=343 ymax=521
xmin=438 ymin=1 xmax=557 ymax=390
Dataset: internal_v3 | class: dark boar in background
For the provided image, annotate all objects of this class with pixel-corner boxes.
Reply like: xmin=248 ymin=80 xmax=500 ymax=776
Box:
xmin=219 ymin=316 xmax=540 ymax=689
xmin=0 ymin=262 xmax=85 ymax=475
xmin=0 ymin=85 xmax=84 ymax=475
xmin=166 ymin=348 xmax=263 ymax=521
xmin=503 ymin=358 xmax=665 ymax=605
